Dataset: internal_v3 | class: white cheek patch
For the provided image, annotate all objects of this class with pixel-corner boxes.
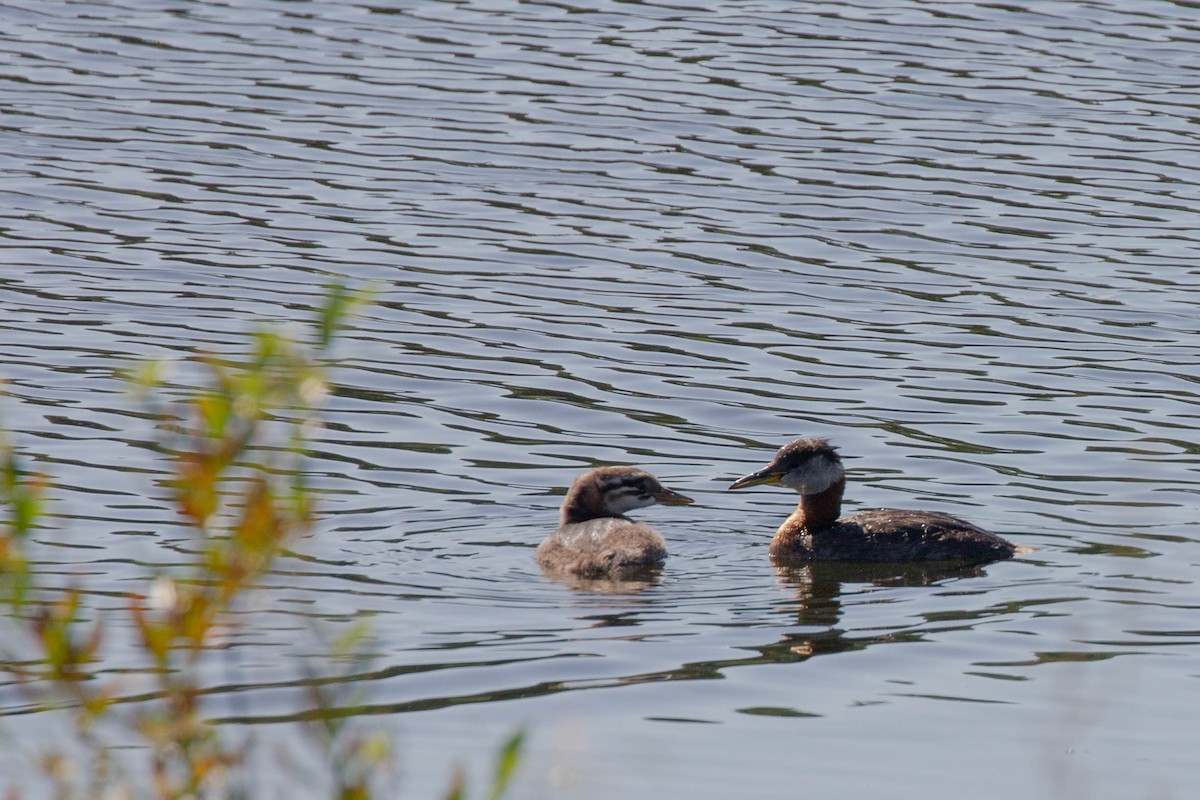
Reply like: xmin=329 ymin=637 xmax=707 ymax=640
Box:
xmin=780 ymin=455 xmax=842 ymax=495
xmin=603 ymin=487 xmax=654 ymax=515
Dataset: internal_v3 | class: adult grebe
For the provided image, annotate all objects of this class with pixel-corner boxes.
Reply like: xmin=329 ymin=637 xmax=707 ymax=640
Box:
xmin=536 ymin=466 xmax=694 ymax=577
xmin=728 ymin=437 xmax=1017 ymax=564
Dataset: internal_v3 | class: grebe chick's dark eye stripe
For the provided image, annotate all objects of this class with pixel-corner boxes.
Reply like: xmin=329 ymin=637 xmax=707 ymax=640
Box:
xmin=601 ymin=476 xmax=651 ymax=499
xmin=729 ymin=437 xmax=1020 ymax=565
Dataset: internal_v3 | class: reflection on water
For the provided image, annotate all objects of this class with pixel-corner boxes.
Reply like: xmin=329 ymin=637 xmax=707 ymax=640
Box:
xmin=543 ymin=573 xmax=665 ymax=596
xmin=3 ymin=0 xmax=1200 ymax=796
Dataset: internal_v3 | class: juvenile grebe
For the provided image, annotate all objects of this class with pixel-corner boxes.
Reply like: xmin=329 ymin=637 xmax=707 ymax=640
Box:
xmin=728 ymin=438 xmax=1016 ymax=564
xmin=536 ymin=466 xmax=693 ymax=577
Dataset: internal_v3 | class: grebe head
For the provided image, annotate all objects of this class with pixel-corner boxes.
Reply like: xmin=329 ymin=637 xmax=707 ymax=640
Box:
xmin=561 ymin=466 xmax=693 ymax=524
xmin=728 ymin=437 xmax=844 ymax=496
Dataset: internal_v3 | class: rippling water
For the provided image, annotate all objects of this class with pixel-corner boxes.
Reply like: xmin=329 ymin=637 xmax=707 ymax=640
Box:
xmin=3 ymin=0 xmax=1200 ymax=797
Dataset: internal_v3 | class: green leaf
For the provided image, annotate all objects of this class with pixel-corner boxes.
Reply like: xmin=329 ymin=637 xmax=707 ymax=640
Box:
xmin=487 ymin=729 xmax=526 ymax=800
xmin=315 ymin=282 xmax=372 ymax=351
xmin=442 ymin=767 xmax=466 ymax=800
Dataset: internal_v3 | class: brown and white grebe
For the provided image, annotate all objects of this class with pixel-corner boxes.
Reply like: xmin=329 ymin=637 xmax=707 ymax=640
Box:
xmin=536 ymin=466 xmax=694 ymax=577
xmin=728 ymin=437 xmax=1017 ymax=564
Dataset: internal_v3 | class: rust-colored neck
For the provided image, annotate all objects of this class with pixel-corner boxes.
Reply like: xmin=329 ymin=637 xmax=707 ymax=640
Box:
xmin=770 ymin=477 xmax=845 ymax=557
xmin=793 ymin=476 xmax=845 ymax=530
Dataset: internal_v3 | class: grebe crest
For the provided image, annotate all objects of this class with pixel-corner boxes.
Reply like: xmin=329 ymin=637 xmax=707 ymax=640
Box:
xmin=768 ymin=438 xmax=844 ymax=495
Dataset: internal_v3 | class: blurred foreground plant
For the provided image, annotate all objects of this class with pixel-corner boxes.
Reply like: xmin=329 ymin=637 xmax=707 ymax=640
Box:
xmin=0 ymin=287 xmax=382 ymax=797
xmin=444 ymin=729 xmax=526 ymax=800
xmin=0 ymin=285 xmax=524 ymax=799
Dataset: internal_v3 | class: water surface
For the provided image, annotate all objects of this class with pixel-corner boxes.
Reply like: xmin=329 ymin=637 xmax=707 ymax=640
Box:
xmin=2 ymin=1 xmax=1199 ymax=797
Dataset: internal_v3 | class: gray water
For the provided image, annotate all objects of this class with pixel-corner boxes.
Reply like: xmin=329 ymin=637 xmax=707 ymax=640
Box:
xmin=2 ymin=0 xmax=1200 ymax=797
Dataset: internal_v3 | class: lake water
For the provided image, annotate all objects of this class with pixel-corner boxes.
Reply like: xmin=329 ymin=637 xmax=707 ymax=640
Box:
xmin=2 ymin=0 xmax=1199 ymax=797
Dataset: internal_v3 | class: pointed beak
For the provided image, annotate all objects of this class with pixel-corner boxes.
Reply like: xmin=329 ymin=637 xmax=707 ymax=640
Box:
xmin=728 ymin=467 xmax=783 ymax=490
xmin=654 ymin=486 xmax=694 ymax=506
